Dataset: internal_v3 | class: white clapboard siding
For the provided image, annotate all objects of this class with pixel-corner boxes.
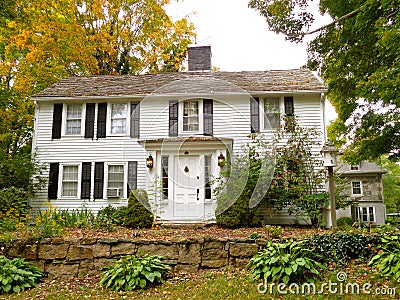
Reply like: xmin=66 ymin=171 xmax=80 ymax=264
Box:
xmin=32 ymin=90 xmax=326 ymax=217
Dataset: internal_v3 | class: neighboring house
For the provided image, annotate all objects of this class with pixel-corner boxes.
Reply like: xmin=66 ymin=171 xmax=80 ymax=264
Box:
xmin=336 ymin=161 xmax=387 ymax=225
xmin=31 ymin=46 xmax=328 ymax=223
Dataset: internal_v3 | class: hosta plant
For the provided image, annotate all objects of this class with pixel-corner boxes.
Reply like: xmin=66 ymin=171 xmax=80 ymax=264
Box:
xmin=247 ymin=240 xmax=324 ymax=284
xmin=99 ymin=254 xmax=171 ymax=291
xmin=368 ymin=235 xmax=400 ymax=280
xmin=0 ymin=256 xmax=43 ymax=294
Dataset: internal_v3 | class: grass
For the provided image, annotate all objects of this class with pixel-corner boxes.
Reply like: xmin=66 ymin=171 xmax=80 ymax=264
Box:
xmin=1 ymin=261 xmax=398 ymax=299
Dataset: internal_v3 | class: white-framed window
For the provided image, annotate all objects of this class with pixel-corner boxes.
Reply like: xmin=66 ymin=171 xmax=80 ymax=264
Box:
xmin=66 ymin=104 xmax=82 ymax=135
xmin=110 ymin=103 xmax=128 ymax=134
xmin=107 ymin=164 xmax=125 ymax=197
xmin=183 ymin=100 xmax=199 ymax=132
xmin=351 ymin=181 xmax=362 ymax=195
xmin=356 ymin=206 xmax=375 ymax=223
xmin=263 ymin=98 xmax=280 ymax=130
xmin=350 ymin=164 xmax=360 ymax=170
xmin=61 ymin=164 xmax=79 ymax=197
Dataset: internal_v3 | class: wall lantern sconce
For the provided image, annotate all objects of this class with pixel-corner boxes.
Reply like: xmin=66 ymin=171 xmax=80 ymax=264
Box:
xmin=218 ymin=152 xmax=225 ymax=167
xmin=146 ymin=153 xmax=154 ymax=169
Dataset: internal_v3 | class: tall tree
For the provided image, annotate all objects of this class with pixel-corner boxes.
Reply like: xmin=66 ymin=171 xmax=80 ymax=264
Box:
xmin=0 ymin=0 xmax=194 ymax=195
xmin=3 ymin=0 xmax=195 ymax=96
xmin=249 ymin=0 xmax=400 ymax=162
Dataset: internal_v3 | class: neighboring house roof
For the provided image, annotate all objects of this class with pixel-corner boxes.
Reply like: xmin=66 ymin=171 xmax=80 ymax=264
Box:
xmin=336 ymin=161 xmax=387 ymax=176
xmin=32 ymin=69 xmax=327 ymax=99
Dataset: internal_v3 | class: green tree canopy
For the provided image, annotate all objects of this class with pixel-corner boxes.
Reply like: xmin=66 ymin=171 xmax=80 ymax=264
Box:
xmin=249 ymin=0 xmax=400 ymax=162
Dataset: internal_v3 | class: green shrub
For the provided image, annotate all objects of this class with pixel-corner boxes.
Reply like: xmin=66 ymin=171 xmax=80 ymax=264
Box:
xmin=121 ymin=190 xmax=153 ymax=228
xmin=216 ymin=194 xmax=260 ymax=228
xmin=95 ymin=205 xmax=119 ymax=231
xmin=99 ymin=254 xmax=171 ymax=291
xmin=368 ymin=235 xmax=400 ymax=280
xmin=247 ymin=240 xmax=324 ymax=284
xmin=336 ymin=217 xmax=355 ymax=231
xmin=304 ymin=233 xmax=380 ymax=266
xmin=0 ymin=256 xmax=43 ymax=294
xmin=0 ymin=187 xmax=30 ymax=222
xmin=263 ymin=225 xmax=283 ymax=239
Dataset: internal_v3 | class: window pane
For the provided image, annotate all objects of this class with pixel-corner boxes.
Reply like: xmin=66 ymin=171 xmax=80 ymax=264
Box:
xmin=108 ymin=165 xmax=124 ymax=192
xmin=352 ymin=181 xmax=362 ymax=195
xmin=204 ymin=155 xmax=212 ymax=199
xmin=66 ymin=105 xmax=82 ymax=134
xmin=62 ymin=165 xmax=78 ymax=197
xmin=161 ymin=156 xmax=169 ymax=199
xmin=362 ymin=207 xmax=368 ymax=222
xmin=183 ymin=101 xmax=199 ymax=132
xmin=369 ymin=207 xmax=375 ymax=222
xmin=264 ymin=98 xmax=280 ymax=129
xmin=111 ymin=104 xmax=127 ymax=134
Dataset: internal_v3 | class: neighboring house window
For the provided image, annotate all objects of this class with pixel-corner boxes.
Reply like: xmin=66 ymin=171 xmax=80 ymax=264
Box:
xmin=357 ymin=206 xmax=375 ymax=223
xmin=62 ymin=165 xmax=79 ymax=197
xmin=66 ymin=104 xmax=82 ymax=135
xmin=350 ymin=165 xmax=360 ymax=170
xmin=107 ymin=164 xmax=124 ymax=197
xmin=111 ymin=104 xmax=128 ymax=134
xmin=183 ymin=100 xmax=199 ymax=132
xmin=161 ymin=156 xmax=169 ymax=199
xmin=264 ymin=98 xmax=280 ymax=130
xmin=352 ymin=181 xmax=362 ymax=195
xmin=204 ymin=155 xmax=212 ymax=200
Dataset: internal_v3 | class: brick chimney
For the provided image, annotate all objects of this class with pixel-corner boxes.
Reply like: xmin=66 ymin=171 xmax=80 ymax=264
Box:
xmin=188 ymin=45 xmax=212 ymax=71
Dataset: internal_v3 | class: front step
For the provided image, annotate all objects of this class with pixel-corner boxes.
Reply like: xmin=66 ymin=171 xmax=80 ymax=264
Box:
xmin=157 ymin=220 xmax=216 ymax=229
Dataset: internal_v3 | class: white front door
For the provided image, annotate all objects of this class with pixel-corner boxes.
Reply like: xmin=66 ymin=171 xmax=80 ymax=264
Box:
xmin=174 ymin=155 xmax=204 ymax=219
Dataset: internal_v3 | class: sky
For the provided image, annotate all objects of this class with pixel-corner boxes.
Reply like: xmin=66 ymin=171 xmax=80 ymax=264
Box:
xmin=165 ymin=0 xmax=337 ymax=120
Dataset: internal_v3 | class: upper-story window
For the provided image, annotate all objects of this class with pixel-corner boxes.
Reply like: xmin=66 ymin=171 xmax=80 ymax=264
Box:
xmin=111 ymin=103 xmax=128 ymax=134
xmin=350 ymin=165 xmax=360 ymax=170
xmin=61 ymin=165 xmax=79 ymax=197
xmin=183 ymin=100 xmax=199 ymax=132
xmin=66 ymin=104 xmax=82 ymax=135
xmin=352 ymin=181 xmax=362 ymax=195
xmin=264 ymin=98 xmax=280 ymax=130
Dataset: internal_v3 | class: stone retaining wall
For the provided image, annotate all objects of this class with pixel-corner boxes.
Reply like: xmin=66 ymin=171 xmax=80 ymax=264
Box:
xmin=1 ymin=237 xmax=265 ymax=280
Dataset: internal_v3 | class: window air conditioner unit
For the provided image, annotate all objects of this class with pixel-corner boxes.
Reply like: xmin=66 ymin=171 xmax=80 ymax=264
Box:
xmin=107 ymin=188 xmax=120 ymax=198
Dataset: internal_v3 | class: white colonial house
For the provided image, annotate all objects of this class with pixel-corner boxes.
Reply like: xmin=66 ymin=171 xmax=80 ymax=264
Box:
xmin=31 ymin=46 xmax=328 ymax=223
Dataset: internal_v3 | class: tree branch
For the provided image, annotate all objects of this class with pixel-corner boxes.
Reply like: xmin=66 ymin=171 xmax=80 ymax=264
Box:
xmin=301 ymin=8 xmax=361 ymax=37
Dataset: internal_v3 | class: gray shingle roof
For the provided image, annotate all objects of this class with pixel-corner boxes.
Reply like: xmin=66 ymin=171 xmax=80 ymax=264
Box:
xmin=33 ymin=69 xmax=327 ymax=98
xmin=336 ymin=161 xmax=387 ymax=175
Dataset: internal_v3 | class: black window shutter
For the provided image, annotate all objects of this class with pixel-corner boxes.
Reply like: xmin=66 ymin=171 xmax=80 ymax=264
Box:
xmin=81 ymin=162 xmax=91 ymax=199
xmin=284 ymin=97 xmax=294 ymax=116
xmin=203 ymin=99 xmax=213 ymax=136
xmin=85 ymin=103 xmax=95 ymax=139
xmin=52 ymin=104 xmax=63 ymax=139
xmin=97 ymin=103 xmax=107 ymax=139
xmin=94 ymin=162 xmax=104 ymax=199
xmin=250 ymin=97 xmax=260 ymax=133
xmin=127 ymin=161 xmax=138 ymax=197
xmin=169 ymin=100 xmax=178 ymax=137
xmin=130 ymin=102 xmax=140 ymax=138
xmin=48 ymin=163 xmax=59 ymax=199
